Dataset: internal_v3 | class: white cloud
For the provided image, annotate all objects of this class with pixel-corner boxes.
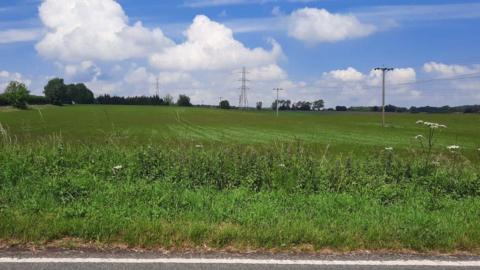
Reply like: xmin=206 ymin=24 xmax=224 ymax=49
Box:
xmin=59 ymin=61 xmax=102 ymax=82
xmin=423 ymin=61 xmax=480 ymax=77
xmin=422 ymin=62 xmax=480 ymax=103
xmin=323 ymin=67 xmax=364 ymax=82
xmin=315 ymin=67 xmax=419 ymax=107
xmin=0 ymin=28 xmax=44 ymax=44
xmin=36 ymin=0 xmax=174 ymax=62
xmin=249 ymin=64 xmax=287 ymax=81
xmin=0 ymin=70 xmax=31 ymax=91
xmin=150 ymin=15 xmax=282 ymax=71
xmin=288 ymin=8 xmax=377 ymax=43
xmin=368 ymin=67 xmax=416 ymax=86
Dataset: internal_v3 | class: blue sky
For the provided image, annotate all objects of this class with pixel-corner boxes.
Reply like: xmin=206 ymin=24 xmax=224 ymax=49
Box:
xmin=1 ymin=0 xmax=480 ymax=107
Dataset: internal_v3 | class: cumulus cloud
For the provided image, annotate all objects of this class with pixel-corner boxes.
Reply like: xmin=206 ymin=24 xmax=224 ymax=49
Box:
xmin=323 ymin=67 xmax=364 ymax=82
xmin=368 ymin=67 xmax=416 ymax=86
xmin=287 ymin=8 xmax=377 ymax=44
xmin=36 ymin=0 xmax=174 ymax=62
xmin=423 ymin=61 xmax=480 ymax=77
xmin=149 ymin=15 xmax=282 ymax=71
xmin=315 ymin=67 xmax=419 ymax=107
xmin=34 ymin=0 xmax=289 ymax=104
xmin=249 ymin=64 xmax=287 ymax=81
xmin=422 ymin=62 xmax=480 ymax=100
xmin=58 ymin=61 xmax=102 ymax=82
xmin=0 ymin=70 xmax=31 ymax=90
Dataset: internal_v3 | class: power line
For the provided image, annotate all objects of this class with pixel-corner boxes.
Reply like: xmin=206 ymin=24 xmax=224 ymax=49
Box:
xmin=390 ymin=72 xmax=480 ymax=87
xmin=312 ymin=72 xmax=480 ymax=91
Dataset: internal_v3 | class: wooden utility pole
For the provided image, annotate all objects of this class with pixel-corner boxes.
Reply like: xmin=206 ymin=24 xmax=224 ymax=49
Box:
xmin=374 ymin=67 xmax=394 ymax=127
xmin=273 ymin=88 xmax=283 ymax=117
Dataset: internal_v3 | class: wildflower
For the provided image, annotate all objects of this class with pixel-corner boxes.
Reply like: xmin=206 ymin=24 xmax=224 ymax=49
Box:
xmin=195 ymin=144 xmax=204 ymax=148
xmin=416 ymin=120 xmax=424 ymax=124
xmin=478 ymin=148 xmax=480 ymax=151
xmin=278 ymin=163 xmax=286 ymax=168
xmin=385 ymin=147 xmax=393 ymax=151
xmin=422 ymin=122 xmax=446 ymax=129
xmin=113 ymin=165 xmax=122 ymax=170
xmin=414 ymin=135 xmax=424 ymax=140
xmin=446 ymin=145 xmax=460 ymax=150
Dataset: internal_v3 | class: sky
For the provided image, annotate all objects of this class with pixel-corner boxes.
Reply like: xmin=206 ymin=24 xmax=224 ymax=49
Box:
xmin=1 ymin=0 xmax=480 ymax=107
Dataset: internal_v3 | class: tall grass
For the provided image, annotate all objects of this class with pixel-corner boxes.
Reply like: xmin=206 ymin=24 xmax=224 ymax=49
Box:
xmin=0 ymin=136 xmax=479 ymax=252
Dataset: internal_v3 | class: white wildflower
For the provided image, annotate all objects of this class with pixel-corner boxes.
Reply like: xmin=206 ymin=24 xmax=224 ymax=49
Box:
xmin=385 ymin=147 xmax=393 ymax=151
xmin=195 ymin=144 xmax=204 ymax=148
xmin=414 ymin=135 xmax=424 ymax=140
xmin=278 ymin=163 xmax=286 ymax=167
xmin=113 ymin=165 xmax=123 ymax=170
xmin=416 ymin=120 xmax=424 ymax=124
xmin=422 ymin=122 xmax=446 ymax=129
xmin=446 ymin=145 xmax=460 ymax=150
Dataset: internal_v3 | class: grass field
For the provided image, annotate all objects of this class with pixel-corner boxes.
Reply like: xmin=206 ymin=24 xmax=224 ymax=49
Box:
xmin=1 ymin=105 xmax=480 ymax=253
xmin=1 ymin=105 xmax=479 ymax=156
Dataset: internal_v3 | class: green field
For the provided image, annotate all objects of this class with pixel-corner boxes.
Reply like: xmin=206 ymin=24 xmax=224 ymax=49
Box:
xmin=1 ymin=105 xmax=479 ymax=156
xmin=1 ymin=105 xmax=480 ymax=253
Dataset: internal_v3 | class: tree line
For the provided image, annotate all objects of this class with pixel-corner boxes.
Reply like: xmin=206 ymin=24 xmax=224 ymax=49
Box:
xmin=1 ymin=77 xmax=479 ymax=113
xmin=270 ymin=99 xmax=325 ymax=111
xmin=331 ymin=104 xmax=480 ymax=113
xmin=0 ymin=78 xmax=193 ymax=109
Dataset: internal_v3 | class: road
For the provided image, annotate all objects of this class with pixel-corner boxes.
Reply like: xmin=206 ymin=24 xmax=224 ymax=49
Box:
xmin=1 ymin=251 xmax=479 ymax=270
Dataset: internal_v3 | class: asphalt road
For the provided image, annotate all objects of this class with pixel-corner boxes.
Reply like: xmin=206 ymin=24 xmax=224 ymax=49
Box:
xmin=1 ymin=251 xmax=479 ymax=270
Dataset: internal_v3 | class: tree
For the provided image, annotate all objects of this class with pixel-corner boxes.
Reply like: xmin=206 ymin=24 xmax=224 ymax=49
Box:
xmin=256 ymin=101 xmax=262 ymax=110
xmin=66 ymin=83 xmax=94 ymax=104
xmin=177 ymin=94 xmax=192 ymax=106
xmin=294 ymin=101 xmax=312 ymax=111
xmin=0 ymin=94 xmax=8 ymax=106
xmin=44 ymin=78 xmax=67 ymax=105
xmin=3 ymin=81 xmax=30 ymax=109
xmin=219 ymin=100 xmax=230 ymax=109
xmin=335 ymin=106 xmax=347 ymax=111
xmin=313 ymin=99 xmax=324 ymax=111
xmin=164 ymin=94 xmax=174 ymax=105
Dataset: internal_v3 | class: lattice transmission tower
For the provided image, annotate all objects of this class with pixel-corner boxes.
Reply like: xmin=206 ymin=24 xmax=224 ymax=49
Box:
xmin=238 ymin=67 xmax=249 ymax=109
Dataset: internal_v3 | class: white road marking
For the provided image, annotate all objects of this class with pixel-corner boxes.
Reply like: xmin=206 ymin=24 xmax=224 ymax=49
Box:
xmin=0 ymin=258 xmax=480 ymax=267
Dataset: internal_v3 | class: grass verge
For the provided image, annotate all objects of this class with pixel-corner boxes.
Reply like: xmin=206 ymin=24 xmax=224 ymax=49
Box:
xmin=0 ymin=140 xmax=479 ymax=253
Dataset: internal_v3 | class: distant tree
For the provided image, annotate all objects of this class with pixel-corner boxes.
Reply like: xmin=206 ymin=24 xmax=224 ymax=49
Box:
xmin=0 ymin=94 xmax=8 ymax=106
xmin=312 ymin=99 xmax=324 ymax=111
xmin=66 ymin=83 xmax=95 ymax=104
xmin=177 ymin=94 xmax=192 ymax=106
xmin=256 ymin=101 xmax=262 ymax=110
xmin=44 ymin=78 xmax=68 ymax=105
xmin=164 ymin=94 xmax=174 ymax=105
xmin=3 ymin=81 xmax=30 ymax=109
xmin=294 ymin=101 xmax=312 ymax=111
xmin=335 ymin=106 xmax=347 ymax=111
xmin=219 ymin=100 xmax=230 ymax=109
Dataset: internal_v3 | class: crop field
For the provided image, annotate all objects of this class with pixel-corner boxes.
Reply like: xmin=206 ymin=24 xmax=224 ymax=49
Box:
xmin=1 ymin=105 xmax=480 ymax=253
xmin=1 ymin=105 xmax=479 ymax=156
